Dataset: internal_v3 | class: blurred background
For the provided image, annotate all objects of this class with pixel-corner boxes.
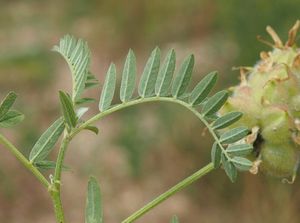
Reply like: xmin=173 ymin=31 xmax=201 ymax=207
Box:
xmin=0 ymin=0 xmax=300 ymax=222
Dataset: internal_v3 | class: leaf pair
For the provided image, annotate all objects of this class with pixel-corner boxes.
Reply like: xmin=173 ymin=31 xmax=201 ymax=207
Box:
xmin=0 ymin=92 xmax=24 ymax=128
xmin=211 ymin=126 xmax=253 ymax=182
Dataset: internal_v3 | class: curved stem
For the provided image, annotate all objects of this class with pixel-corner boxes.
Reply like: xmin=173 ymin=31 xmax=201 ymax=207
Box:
xmin=0 ymin=133 xmax=50 ymax=188
xmin=121 ymin=162 xmax=214 ymax=223
xmin=70 ymin=96 xmax=228 ymax=158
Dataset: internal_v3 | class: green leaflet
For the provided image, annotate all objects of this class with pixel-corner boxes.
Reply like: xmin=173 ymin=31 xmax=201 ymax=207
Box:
xmin=222 ymin=154 xmax=237 ymax=183
xmin=59 ymin=91 xmax=77 ymax=129
xmin=211 ymin=142 xmax=222 ymax=168
xmin=226 ymin=144 xmax=253 ymax=156
xmin=34 ymin=160 xmax=70 ymax=171
xmin=53 ymin=35 xmax=91 ymax=102
xmin=76 ymin=98 xmax=96 ymax=106
xmin=120 ymin=49 xmax=136 ymax=102
xmin=99 ymin=63 xmax=117 ymax=112
xmin=202 ymin=90 xmax=228 ymax=116
xmin=0 ymin=92 xmax=17 ymax=119
xmin=0 ymin=110 xmax=24 ymax=128
xmin=29 ymin=117 xmax=65 ymax=162
xmin=155 ymin=49 xmax=176 ymax=96
xmin=212 ymin=111 xmax=243 ymax=130
xmin=85 ymin=72 xmax=99 ymax=90
xmin=219 ymin=127 xmax=249 ymax=144
xmin=171 ymin=54 xmax=194 ymax=98
xmin=189 ymin=71 xmax=218 ymax=105
xmin=231 ymin=156 xmax=253 ymax=171
xmin=170 ymin=215 xmax=180 ymax=223
xmin=86 ymin=176 xmax=103 ymax=223
xmin=84 ymin=125 xmax=99 ymax=135
xmin=138 ymin=47 xmax=161 ymax=97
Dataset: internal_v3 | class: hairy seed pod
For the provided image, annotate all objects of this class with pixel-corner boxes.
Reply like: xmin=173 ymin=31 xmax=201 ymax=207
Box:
xmin=222 ymin=21 xmax=300 ymax=180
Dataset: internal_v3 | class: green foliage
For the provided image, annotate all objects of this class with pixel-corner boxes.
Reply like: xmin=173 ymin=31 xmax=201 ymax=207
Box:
xmin=59 ymin=91 xmax=77 ymax=130
xmin=99 ymin=63 xmax=117 ymax=112
xmin=0 ymin=92 xmax=24 ymax=128
xmin=155 ymin=49 xmax=176 ymax=96
xmin=120 ymin=49 xmax=136 ymax=102
xmin=86 ymin=176 xmax=103 ymax=223
xmin=171 ymin=54 xmax=194 ymax=98
xmin=29 ymin=117 xmax=64 ymax=163
xmin=0 ymin=34 xmax=254 ymax=223
xmin=138 ymin=47 xmax=161 ymax=97
xmin=53 ymin=35 xmax=96 ymax=103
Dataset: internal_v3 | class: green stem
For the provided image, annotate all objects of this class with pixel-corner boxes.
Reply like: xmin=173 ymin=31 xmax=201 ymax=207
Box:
xmin=0 ymin=133 xmax=50 ymax=188
xmin=50 ymin=134 xmax=70 ymax=223
xmin=121 ymin=162 xmax=214 ymax=223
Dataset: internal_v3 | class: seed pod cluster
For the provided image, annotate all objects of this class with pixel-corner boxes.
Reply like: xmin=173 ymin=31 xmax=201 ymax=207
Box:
xmin=223 ymin=21 xmax=300 ymax=181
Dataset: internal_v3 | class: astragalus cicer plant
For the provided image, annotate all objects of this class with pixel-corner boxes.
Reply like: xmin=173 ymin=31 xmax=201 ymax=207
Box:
xmin=1 ymin=21 xmax=299 ymax=223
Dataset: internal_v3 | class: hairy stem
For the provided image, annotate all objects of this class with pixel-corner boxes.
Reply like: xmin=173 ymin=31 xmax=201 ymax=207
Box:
xmin=122 ymin=162 xmax=214 ymax=223
xmin=0 ymin=133 xmax=49 ymax=188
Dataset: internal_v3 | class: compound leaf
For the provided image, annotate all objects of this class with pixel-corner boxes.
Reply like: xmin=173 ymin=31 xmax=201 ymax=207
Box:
xmin=53 ymin=35 xmax=91 ymax=102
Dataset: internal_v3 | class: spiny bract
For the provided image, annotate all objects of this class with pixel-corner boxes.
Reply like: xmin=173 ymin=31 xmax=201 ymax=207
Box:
xmin=223 ymin=20 xmax=300 ymax=182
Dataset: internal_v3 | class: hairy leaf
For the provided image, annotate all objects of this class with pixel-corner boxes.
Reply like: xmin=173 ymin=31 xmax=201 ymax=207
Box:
xmin=86 ymin=176 xmax=103 ymax=223
xmin=120 ymin=49 xmax=136 ymax=102
xmin=231 ymin=156 xmax=253 ymax=171
xmin=202 ymin=90 xmax=228 ymax=116
xmin=138 ymin=47 xmax=161 ymax=97
xmin=59 ymin=91 xmax=77 ymax=129
xmin=53 ymin=35 xmax=91 ymax=102
xmin=0 ymin=92 xmax=17 ymax=119
xmin=0 ymin=110 xmax=24 ymax=128
xmin=222 ymin=154 xmax=237 ymax=183
xmin=29 ymin=117 xmax=64 ymax=162
xmin=189 ymin=71 xmax=218 ymax=105
xmin=220 ymin=127 xmax=249 ymax=144
xmin=211 ymin=142 xmax=222 ymax=168
xmin=155 ymin=49 xmax=176 ymax=96
xmin=226 ymin=144 xmax=253 ymax=156
xmin=212 ymin=111 xmax=243 ymax=130
xmin=99 ymin=63 xmax=116 ymax=111
xmin=171 ymin=54 xmax=194 ymax=98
